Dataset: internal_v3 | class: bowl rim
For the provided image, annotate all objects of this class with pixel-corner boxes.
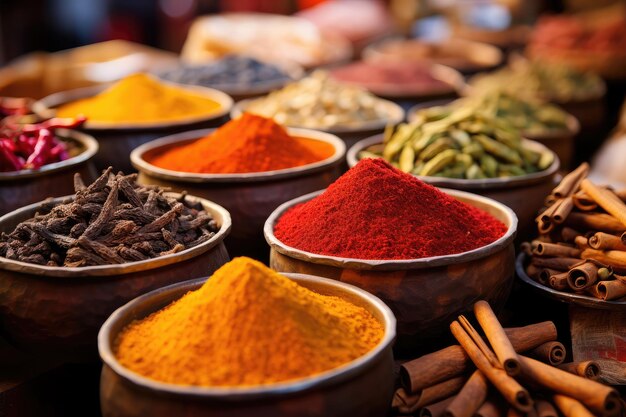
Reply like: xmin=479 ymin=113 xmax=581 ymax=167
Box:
xmin=32 ymin=78 xmax=234 ymax=131
xmin=346 ymin=134 xmax=560 ymax=190
xmin=230 ymin=97 xmax=405 ymax=135
xmin=0 ymin=192 xmax=232 ymax=277
xmin=0 ymin=128 xmax=99 ymax=181
xmin=130 ymin=127 xmax=347 ymax=183
xmin=263 ymin=188 xmax=518 ymax=270
xmin=97 ymin=272 xmax=396 ymax=399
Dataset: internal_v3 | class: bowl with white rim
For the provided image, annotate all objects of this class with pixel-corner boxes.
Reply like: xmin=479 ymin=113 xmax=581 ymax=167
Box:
xmin=130 ymin=127 xmax=346 ymax=260
xmin=32 ymin=79 xmax=234 ymax=173
xmin=264 ymin=188 xmax=517 ymax=351
xmin=98 ymin=273 xmax=396 ymax=417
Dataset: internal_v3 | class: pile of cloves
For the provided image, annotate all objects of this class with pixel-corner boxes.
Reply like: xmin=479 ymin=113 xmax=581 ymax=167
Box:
xmin=0 ymin=167 xmax=219 ymax=267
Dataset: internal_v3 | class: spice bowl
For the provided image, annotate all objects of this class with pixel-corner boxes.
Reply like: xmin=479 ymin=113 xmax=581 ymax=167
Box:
xmin=32 ymin=82 xmax=234 ymax=173
xmin=231 ymin=98 xmax=405 ymax=149
xmin=0 ymin=193 xmax=231 ymax=361
xmin=0 ymin=128 xmax=99 ymax=215
xmin=347 ymin=134 xmax=559 ymax=241
xmin=98 ymin=273 xmax=396 ymax=417
xmin=131 ymin=127 xmax=346 ymax=260
xmin=264 ymin=189 xmax=517 ymax=352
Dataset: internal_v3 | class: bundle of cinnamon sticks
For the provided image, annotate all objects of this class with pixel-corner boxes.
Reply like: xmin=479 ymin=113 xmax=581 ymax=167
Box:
xmin=392 ymin=301 xmax=618 ymax=417
xmin=523 ymin=163 xmax=626 ymax=301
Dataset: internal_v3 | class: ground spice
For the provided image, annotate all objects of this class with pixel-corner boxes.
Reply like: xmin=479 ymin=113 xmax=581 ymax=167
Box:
xmin=148 ymin=113 xmax=335 ymax=174
xmin=56 ymin=73 xmax=222 ymax=124
xmin=274 ymin=158 xmax=507 ymax=260
xmin=115 ymin=257 xmax=383 ymax=387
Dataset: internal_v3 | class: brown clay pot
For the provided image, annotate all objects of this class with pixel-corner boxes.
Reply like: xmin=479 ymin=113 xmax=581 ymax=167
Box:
xmin=0 ymin=193 xmax=231 ymax=361
xmin=264 ymin=189 xmax=517 ymax=352
xmin=98 ymin=274 xmax=396 ymax=417
xmin=0 ymin=128 xmax=99 ymax=216
xmin=130 ymin=127 xmax=346 ymax=260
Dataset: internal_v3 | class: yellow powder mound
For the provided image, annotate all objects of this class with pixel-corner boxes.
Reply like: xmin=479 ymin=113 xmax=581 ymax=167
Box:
xmin=114 ymin=257 xmax=384 ymax=387
xmin=56 ymin=73 xmax=222 ymax=123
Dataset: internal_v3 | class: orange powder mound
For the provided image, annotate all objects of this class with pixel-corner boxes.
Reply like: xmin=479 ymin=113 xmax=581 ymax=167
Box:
xmin=148 ymin=113 xmax=336 ymax=174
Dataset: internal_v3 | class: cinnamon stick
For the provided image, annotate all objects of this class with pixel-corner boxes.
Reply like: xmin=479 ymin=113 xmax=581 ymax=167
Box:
xmin=401 ymin=322 xmax=557 ymax=392
xmin=561 ymin=227 xmax=582 ymax=243
xmin=572 ymin=191 xmax=598 ymax=212
xmin=527 ymin=342 xmax=566 ymax=366
xmin=567 ymin=262 xmax=599 ymax=290
xmin=443 ymin=371 xmax=488 ymax=417
xmin=393 ymin=377 xmax=467 ymax=414
xmin=552 ymin=163 xmax=589 ymax=198
xmin=450 ymin=321 xmax=532 ymax=412
xmin=420 ymin=397 xmax=455 ymax=417
xmin=526 ymin=264 xmax=542 ymax=282
xmin=535 ymin=400 xmax=558 ymax=417
xmin=589 ymin=232 xmax=626 ymax=251
xmin=566 ymin=212 xmax=626 ymax=234
xmin=518 ymin=356 xmax=620 ymax=416
xmin=581 ymin=179 xmax=626 ymax=228
xmin=552 ymin=395 xmax=595 ymax=417
xmin=558 ymin=361 xmax=600 ymax=380
xmin=581 ymin=249 xmax=626 ymax=273
xmin=574 ymin=235 xmax=589 ymax=250
xmin=596 ymin=279 xmax=626 ymax=301
xmin=531 ymin=257 xmax=582 ymax=271
xmin=474 ymin=301 xmax=520 ymax=376
xmin=553 ymin=197 xmax=574 ymax=224
xmin=549 ymin=272 xmax=569 ymax=290
xmin=540 ymin=201 xmax=563 ymax=224
xmin=538 ymin=268 xmax=561 ymax=286
xmin=475 ymin=398 xmax=505 ymax=417
xmin=533 ymin=242 xmax=580 ymax=258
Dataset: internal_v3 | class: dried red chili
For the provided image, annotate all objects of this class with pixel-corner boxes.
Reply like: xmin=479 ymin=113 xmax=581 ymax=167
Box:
xmin=274 ymin=158 xmax=508 ymax=260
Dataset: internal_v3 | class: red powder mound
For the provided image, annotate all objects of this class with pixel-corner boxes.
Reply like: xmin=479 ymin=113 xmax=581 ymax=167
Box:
xmin=273 ymin=158 xmax=508 ymax=260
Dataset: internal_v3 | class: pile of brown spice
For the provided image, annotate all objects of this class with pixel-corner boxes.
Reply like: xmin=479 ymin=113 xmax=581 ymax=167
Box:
xmin=0 ymin=167 xmax=219 ymax=267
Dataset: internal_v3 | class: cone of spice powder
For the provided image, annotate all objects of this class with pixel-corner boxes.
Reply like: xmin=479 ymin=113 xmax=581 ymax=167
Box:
xmin=273 ymin=158 xmax=507 ymax=260
xmin=147 ymin=113 xmax=335 ymax=174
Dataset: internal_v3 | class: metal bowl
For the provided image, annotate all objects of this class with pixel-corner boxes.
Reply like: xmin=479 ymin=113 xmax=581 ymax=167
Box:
xmin=0 ymin=193 xmax=231 ymax=360
xmin=230 ymin=97 xmax=405 ymax=149
xmin=32 ymin=81 xmax=234 ymax=173
xmin=516 ymin=253 xmax=626 ymax=311
xmin=130 ymin=127 xmax=346 ymax=260
xmin=98 ymin=273 xmax=396 ymax=417
xmin=264 ymin=189 xmax=517 ymax=351
xmin=347 ymin=134 xmax=559 ymax=242
xmin=0 ymin=128 xmax=99 ymax=216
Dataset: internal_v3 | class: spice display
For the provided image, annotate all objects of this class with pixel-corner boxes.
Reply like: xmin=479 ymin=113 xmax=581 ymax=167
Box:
xmin=56 ymin=73 xmax=222 ymax=124
xmin=115 ymin=257 xmax=383 ymax=387
xmin=0 ymin=168 xmax=218 ymax=266
xmin=469 ymin=60 xmax=605 ymax=103
xmin=523 ymin=163 xmax=626 ymax=301
xmin=273 ymin=158 xmax=507 ymax=260
xmin=148 ymin=113 xmax=335 ymax=174
xmin=243 ymin=71 xmax=390 ymax=129
xmin=362 ymin=104 xmax=554 ymax=179
xmin=160 ymin=55 xmax=294 ymax=91
xmin=393 ymin=301 xmax=621 ymax=417
xmin=329 ymin=61 xmax=453 ymax=97
xmin=0 ymin=114 xmax=85 ymax=172
xmin=529 ymin=15 xmax=626 ymax=55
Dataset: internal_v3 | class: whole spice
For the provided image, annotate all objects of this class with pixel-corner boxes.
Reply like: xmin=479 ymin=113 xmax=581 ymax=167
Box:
xmin=115 ymin=257 xmax=384 ymax=387
xmin=56 ymin=73 xmax=222 ymax=124
xmin=0 ymin=168 xmax=219 ymax=266
xmin=244 ymin=71 xmax=390 ymax=129
xmin=148 ymin=113 xmax=335 ymax=174
xmin=273 ymin=158 xmax=507 ymax=260
xmin=364 ymin=103 xmax=554 ymax=179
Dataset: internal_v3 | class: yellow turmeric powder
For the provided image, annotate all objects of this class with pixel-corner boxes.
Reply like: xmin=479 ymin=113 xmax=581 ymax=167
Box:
xmin=114 ymin=257 xmax=384 ymax=387
xmin=56 ymin=73 xmax=222 ymax=124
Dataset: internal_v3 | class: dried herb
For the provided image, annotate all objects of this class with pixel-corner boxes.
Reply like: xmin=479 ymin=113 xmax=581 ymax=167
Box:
xmin=0 ymin=168 xmax=219 ymax=267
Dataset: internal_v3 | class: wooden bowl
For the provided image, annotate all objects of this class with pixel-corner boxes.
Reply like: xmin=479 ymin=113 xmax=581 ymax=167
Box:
xmin=131 ymin=128 xmax=345 ymax=260
xmin=0 ymin=128 xmax=99 ymax=216
xmin=98 ymin=273 xmax=396 ymax=417
xmin=32 ymin=82 xmax=234 ymax=173
xmin=231 ymin=97 xmax=405 ymax=150
xmin=347 ymin=134 xmax=558 ymax=242
xmin=264 ymin=189 xmax=517 ymax=352
xmin=0 ymin=193 xmax=231 ymax=361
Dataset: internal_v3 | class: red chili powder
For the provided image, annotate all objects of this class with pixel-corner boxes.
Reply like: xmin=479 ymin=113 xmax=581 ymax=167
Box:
xmin=273 ymin=158 xmax=508 ymax=260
